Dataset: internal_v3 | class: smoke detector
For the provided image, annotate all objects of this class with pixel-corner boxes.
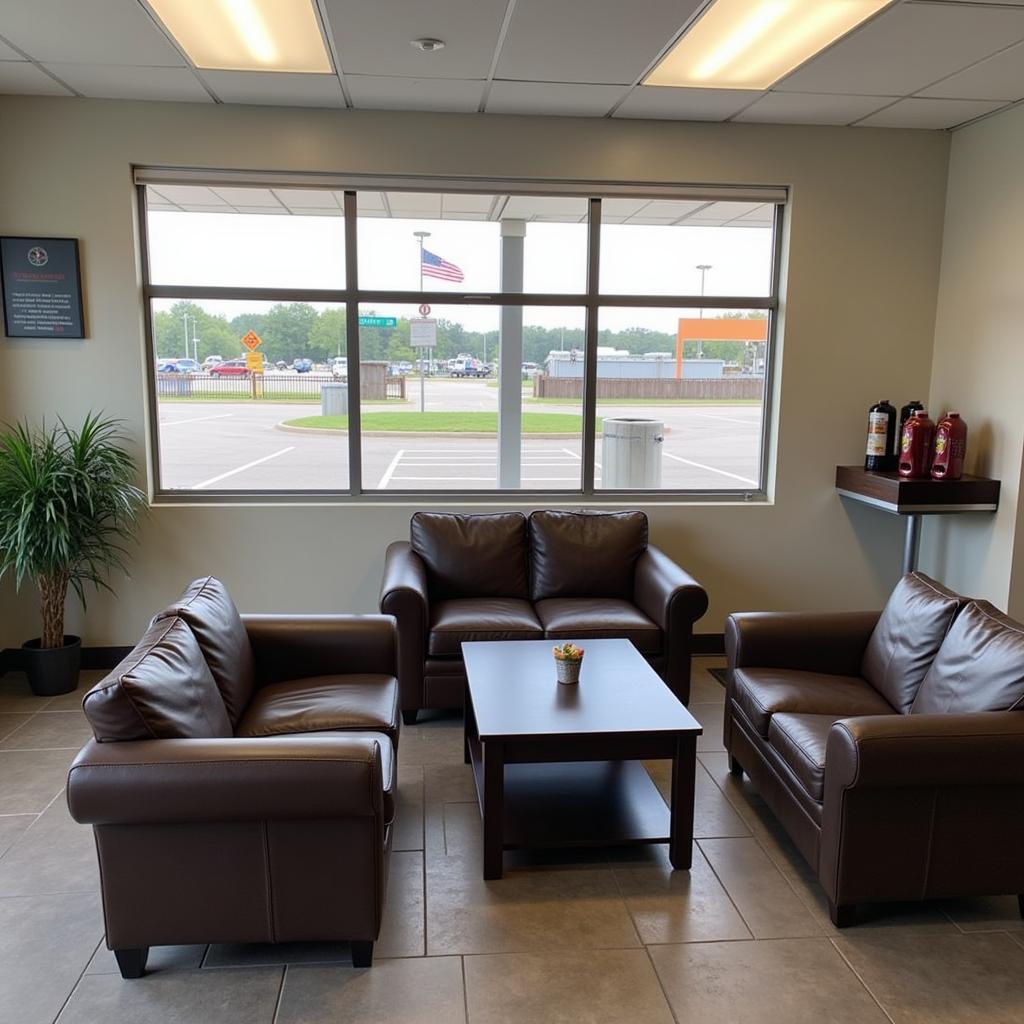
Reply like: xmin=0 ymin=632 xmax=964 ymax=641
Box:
xmin=411 ymin=38 xmax=446 ymax=53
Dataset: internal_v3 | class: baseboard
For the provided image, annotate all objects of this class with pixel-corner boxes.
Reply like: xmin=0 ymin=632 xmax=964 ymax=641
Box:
xmin=692 ymin=633 xmax=725 ymax=656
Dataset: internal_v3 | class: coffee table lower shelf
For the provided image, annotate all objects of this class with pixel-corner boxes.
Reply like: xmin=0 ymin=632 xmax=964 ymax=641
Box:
xmin=467 ymin=736 xmax=671 ymax=853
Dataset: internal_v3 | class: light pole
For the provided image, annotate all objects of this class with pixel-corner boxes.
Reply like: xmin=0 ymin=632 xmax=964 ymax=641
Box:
xmin=413 ymin=230 xmax=431 ymax=412
xmin=181 ymin=311 xmax=195 ymax=361
xmin=695 ymin=264 xmax=712 ymax=359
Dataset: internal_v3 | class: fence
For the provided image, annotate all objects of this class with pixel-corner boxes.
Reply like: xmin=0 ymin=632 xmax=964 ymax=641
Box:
xmin=156 ymin=370 xmax=405 ymax=402
xmin=533 ymin=375 xmax=764 ymax=400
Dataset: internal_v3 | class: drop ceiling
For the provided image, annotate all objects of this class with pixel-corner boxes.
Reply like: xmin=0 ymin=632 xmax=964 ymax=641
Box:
xmin=1 ymin=0 xmax=1023 ymax=130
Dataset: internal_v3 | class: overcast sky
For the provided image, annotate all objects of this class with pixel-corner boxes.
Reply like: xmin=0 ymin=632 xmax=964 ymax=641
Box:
xmin=148 ymin=206 xmax=772 ymax=334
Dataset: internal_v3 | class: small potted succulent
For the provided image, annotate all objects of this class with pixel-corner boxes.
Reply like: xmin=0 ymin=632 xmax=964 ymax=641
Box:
xmin=552 ymin=642 xmax=585 ymax=685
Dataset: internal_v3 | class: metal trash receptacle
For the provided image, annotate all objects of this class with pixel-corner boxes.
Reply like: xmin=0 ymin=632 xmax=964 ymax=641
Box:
xmin=601 ymin=418 xmax=663 ymax=488
xmin=321 ymin=382 xmax=348 ymax=417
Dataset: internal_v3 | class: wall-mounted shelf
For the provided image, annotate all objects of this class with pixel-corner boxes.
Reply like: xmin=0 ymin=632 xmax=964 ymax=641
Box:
xmin=835 ymin=466 xmax=1000 ymax=573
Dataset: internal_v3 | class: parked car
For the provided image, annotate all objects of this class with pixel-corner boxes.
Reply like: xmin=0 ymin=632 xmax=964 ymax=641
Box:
xmin=451 ymin=358 xmax=489 ymax=378
xmin=330 ymin=357 xmax=347 ymax=377
xmin=156 ymin=359 xmax=181 ymax=373
xmin=209 ymin=358 xmax=250 ymax=377
xmin=522 ymin=362 xmax=540 ymax=379
xmin=292 ymin=358 xmax=313 ymax=373
xmin=202 ymin=355 xmax=223 ymax=370
xmin=175 ymin=358 xmax=202 ymax=375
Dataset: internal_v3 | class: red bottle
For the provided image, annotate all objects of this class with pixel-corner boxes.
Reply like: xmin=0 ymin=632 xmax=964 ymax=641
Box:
xmin=931 ymin=411 xmax=968 ymax=480
xmin=898 ymin=409 xmax=935 ymax=478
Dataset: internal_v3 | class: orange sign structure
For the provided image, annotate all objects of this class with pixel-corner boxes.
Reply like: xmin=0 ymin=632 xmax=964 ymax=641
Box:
xmin=675 ymin=317 xmax=767 ymax=379
xmin=241 ymin=330 xmax=262 ymax=352
xmin=245 ymin=352 xmax=264 ymax=374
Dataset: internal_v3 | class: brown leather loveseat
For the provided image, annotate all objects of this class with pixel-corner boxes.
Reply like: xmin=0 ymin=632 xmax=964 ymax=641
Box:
xmin=381 ymin=510 xmax=708 ymax=722
xmin=67 ymin=577 xmax=400 ymax=977
xmin=725 ymin=571 xmax=1024 ymax=926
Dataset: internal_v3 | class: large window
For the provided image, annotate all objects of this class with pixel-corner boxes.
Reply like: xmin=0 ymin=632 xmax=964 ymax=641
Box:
xmin=140 ymin=176 xmax=783 ymax=500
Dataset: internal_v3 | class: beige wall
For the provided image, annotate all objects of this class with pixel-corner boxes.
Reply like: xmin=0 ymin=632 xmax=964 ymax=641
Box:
xmin=0 ymin=97 xmax=950 ymax=647
xmin=923 ymin=103 xmax=1024 ymax=618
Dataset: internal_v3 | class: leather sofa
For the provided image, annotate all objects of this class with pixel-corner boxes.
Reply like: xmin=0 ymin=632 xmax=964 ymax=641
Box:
xmin=725 ymin=571 xmax=1024 ymax=926
xmin=67 ymin=577 xmax=400 ymax=977
xmin=381 ymin=510 xmax=708 ymax=722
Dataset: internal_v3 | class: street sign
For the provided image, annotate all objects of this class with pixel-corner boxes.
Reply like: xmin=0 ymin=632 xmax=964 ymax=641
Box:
xmin=246 ymin=351 xmax=264 ymax=374
xmin=358 ymin=316 xmax=398 ymax=328
xmin=410 ymin=317 xmax=437 ymax=348
xmin=241 ymin=330 xmax=262 ymax=351
xmin=418 ymin=303 xmax=431 ymax=316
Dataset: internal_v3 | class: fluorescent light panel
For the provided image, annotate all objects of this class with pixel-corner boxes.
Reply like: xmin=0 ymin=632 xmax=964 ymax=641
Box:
xmin=645 ymin=0 xmax=891 ymax=90
xmin=148 ymin=0 xmax=331 ymax=73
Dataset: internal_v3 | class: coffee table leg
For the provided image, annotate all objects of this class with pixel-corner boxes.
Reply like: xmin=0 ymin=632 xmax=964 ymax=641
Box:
xmin=669 ymin=735 xmax=696 ymax=870
xmin=482 ymin=740 xmax=505 ymax=880
xmin=463 ymin=681 xmax=473 ymax=765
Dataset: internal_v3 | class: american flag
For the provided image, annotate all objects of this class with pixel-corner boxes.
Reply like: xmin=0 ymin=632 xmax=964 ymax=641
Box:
xmin=421 ymin=248 xmax=464 ymax=283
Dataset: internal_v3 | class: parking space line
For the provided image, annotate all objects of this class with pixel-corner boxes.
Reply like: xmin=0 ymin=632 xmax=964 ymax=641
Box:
xmin=193 ymin=446 xmax=296 ymax=489
xmin=662 ymin=451 xmax=757 ymax=485
xmin=160 ymin=413 xmax=233 ymax=427
xmin=692 ymin=411 xmax=760 ymax=427
xmin=377 ymin=449 xmax=405 ymax=489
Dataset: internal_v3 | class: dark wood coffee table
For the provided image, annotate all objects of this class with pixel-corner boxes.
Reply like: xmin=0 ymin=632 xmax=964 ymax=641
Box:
xmin=462 ymin=638 xmax=702 ymax=880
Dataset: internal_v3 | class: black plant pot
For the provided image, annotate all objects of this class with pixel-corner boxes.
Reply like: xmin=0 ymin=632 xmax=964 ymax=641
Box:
xmin=21 ymin=636 xmax=81 ymax=696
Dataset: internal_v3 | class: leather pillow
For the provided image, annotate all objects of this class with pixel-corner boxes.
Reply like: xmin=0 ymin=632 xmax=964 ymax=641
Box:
xmin=861 ymin=571 xmax=963 ymax=713
xmin=153 ymin=576 xmax=255 ymax=726
xmin=530 ymin=510 xmax=647 ymax=601
xmin=83 ymin=617 xmax=232 ymax=742
xmin=410 ymin=512 xmax=529 ymax=599
xmin=912 ymin=600 xmax=1024 ymax=715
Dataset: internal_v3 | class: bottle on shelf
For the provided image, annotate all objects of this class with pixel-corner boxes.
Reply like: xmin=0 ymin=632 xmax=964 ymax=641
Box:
xmin=899 ymin=401 xmax=925 ymax=444
xmin=865 ymin=399 xmax=897 ymax=471
xmin=898 ymin=409 xmax=935 ymax=479
xmin=931 ymin=411 xmax=968 ymax=480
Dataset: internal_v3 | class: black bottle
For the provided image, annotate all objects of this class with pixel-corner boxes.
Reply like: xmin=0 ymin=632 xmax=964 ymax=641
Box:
xmin=899 ymin=401 xmax=925 ymax=450
xmin=865 ymin=399 xmax=897 ymax=471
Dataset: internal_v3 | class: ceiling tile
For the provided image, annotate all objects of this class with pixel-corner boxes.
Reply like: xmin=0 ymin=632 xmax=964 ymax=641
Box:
xmin=290 ymin=208 xmax=343 ymax=217
xmin=0 ymin=0 xmax=184 ymax=65
xmin=600 ymin=198 xmax=654 ymax=222
xmin=354 ymin=191 xmax=386 ymax=211
xmin=200 ymin=71 xmax=345 ymax=107
xmin=274 ymin=189 xmax=341 ymax=210
xmin=0 ymin=37 xmax=23 ymax=60
xmin=919 ymin=41 xmax=1024 ymax=101
xmin=856 ymin=96 xmax=1005 ymax=129
xmin=735 ymin=91 xmax=895 ymax=125
xmin=486 ymin=80 xmax=625 ymax=116
xmin=0 ymin=61 xmax=73 ymax=96
xmin=234 ymin=206 xmax=289 ymax=215
xmin=441 ymin=194 xmax=494 ymax=215
xmin=211 ymin=188 xmax=283 ymax=208
xmin=501 ymin=196 xmax=588 ymax=221
xmin=496 ymin=0 xmax=704 ymax=85
xmin=346 ymin=75 xmax=482 ymax=112
xmin=386 ymin=192 xmax=442 ymax=216
xmin=43 ymin=63 xmax=210 ymax=102
xmin=778 ymin=3 xmax=1024 ymax=96
xmin=613 ymin=86 xmax=762 ymax=121
xmin=324 ymin=0 xmax=508 ymax=79
xmin=150 ymin=185 xmax=222 ymax=205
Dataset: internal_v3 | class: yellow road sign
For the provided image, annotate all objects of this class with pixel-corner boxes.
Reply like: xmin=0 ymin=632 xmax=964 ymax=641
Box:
xmin=241 ymin=330 xmax=262 ymax=351
xmin=246 ymin=351 xmax=264 ymax=374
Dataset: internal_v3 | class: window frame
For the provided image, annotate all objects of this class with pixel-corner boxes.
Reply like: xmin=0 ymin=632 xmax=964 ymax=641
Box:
xmin=137 ymin=173 xmax=784 ymax=504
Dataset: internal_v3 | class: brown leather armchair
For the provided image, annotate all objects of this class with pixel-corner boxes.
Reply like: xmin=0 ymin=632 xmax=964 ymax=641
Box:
xmin=68 ymin=578 xmax=399 ymax=977
xmin=725 ymin=572 xmax=1024 ymax=926
xmin=381 ymin=510 xmax=708 ymax=722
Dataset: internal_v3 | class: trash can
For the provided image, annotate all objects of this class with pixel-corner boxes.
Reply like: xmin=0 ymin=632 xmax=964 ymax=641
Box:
xmin=601 ymin=418 xmax=663 ymax=488
xmin=321 ymin=382 xmax=348 ymax=417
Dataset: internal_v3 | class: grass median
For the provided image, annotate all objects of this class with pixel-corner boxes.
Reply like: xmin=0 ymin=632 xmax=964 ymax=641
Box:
xmin=283 ymin=411 xmax=593 ymax=433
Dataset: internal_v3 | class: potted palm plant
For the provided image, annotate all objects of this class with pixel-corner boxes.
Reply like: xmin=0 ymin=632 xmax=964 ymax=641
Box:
xmin=0 ymin=414 xmax=145 ymax=696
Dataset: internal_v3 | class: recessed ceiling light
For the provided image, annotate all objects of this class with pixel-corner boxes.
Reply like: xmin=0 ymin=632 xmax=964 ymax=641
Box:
xmin=148 ymin=0 xmax=332 ymax=73
xmin=644 ymin=0 xmax=892 ymax=90
xmin=411 ymin=38 xmax=446 ymax=53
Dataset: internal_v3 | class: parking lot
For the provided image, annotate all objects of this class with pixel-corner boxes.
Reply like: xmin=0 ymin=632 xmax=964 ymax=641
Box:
xmin=156 ymin=378 xmax=763 ymax=492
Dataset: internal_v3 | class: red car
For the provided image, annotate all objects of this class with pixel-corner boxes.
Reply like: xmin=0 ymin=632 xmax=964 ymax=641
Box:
xmin=209 ymin=358 xmax=250 ymax=377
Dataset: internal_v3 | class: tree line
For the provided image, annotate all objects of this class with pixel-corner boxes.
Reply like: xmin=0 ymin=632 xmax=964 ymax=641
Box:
xmin=155 ymin=301 xmax=765 ymax=367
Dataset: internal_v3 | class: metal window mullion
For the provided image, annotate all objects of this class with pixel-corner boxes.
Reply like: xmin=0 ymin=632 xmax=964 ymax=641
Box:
xmin=581 ymin=197 xmax=601 ymax=495
xmin=343 ymin=191 xmax=361 ymax=495
xmin=137 ymin=183 xmax=162 ymax=500
xmin=758 ymin=203 xmax=786 ymax=494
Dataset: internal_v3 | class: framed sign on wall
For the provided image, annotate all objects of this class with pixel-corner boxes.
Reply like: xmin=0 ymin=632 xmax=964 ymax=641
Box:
xmin=1 ymin=236 xmax=85 ymax=339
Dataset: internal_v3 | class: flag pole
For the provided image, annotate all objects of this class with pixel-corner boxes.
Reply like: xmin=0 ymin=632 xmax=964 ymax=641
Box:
xmin=413 ymin=230 xmax=430 ymax=413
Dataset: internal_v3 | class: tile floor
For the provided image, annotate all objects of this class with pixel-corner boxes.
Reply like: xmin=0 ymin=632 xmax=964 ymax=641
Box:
xmin=2 ymin=657 xmax=1024 ymax=1023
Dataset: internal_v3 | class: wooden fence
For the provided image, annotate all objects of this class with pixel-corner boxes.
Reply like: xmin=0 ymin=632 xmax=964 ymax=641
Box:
xmin=533 ymin=376 xmax=763 ymax=400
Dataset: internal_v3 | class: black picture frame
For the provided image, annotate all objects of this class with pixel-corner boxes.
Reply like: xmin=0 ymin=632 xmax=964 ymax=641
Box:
xmin=1 ymin=236 xmax=86 ymax=339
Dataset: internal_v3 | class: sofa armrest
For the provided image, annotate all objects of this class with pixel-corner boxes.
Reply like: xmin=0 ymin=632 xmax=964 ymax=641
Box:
xmin=380 ymin=541 xmax=429 ymax=715
xmin=243 ymin=614 xmax=396 ymax=687
xmin=634 ymin=546 xmax=709 ymax=630
xmin=67 ymin=735 xmax=386 ymax=826
xmin=825 ymin=712 xmax=1024 ymax=792
xmin=726 ymin=610 xmax=880 ymax=679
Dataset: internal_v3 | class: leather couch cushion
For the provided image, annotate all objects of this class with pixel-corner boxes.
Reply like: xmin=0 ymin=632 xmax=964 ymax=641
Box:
xmin=237 ymin=674 xmax=400 ymax=746
xmin=411 ymin=512 xmax=529 ymax=600
xmin=535 ymin=598 xmax=662 ymax=655
xmin=83 ymin=617 xmax=233 ymax=742
xmin=912 ymin=600 xmax=1024 ymax=715
xmin=154 ymin=576 xmax=256 ymax=727
xmin=861 ymin=571 xmax=963 ymax=714
xmin=733 ymin=667 xmax=894 ymax=738
xmin=428 ymin=598 xmax=543 ymax=657
xmin=769 ymin=713 xmax=842 ymax=802
xmin=530 ymin=510 xmax=648 ymax=601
